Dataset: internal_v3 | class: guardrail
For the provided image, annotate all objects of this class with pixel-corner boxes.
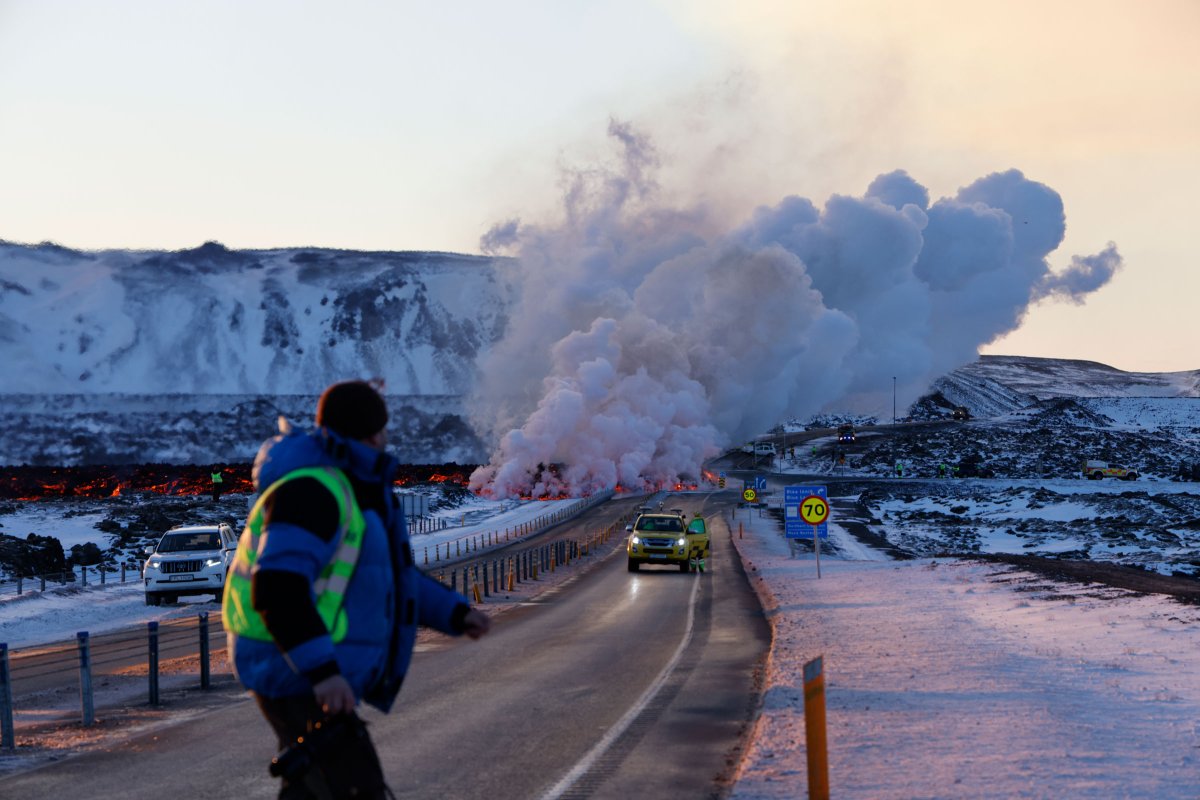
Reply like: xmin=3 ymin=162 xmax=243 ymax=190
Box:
xmin=0 ymin=562 xmax=142 ymax=598
xmin=0 ymin=611 xmax=223 ymax=750
xmin=418 ymin=491 xmax=613 ymax=566
xmin=428 ymin=507 xmax=628 ymax=602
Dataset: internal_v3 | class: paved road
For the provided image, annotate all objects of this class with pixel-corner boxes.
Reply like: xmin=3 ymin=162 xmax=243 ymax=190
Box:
xmin=2 ymin=494 xmax=769 ymax=799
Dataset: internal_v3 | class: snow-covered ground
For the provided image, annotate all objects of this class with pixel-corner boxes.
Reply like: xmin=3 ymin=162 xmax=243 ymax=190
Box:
xmin=728 ymin=496 xmax=1200 ymax=799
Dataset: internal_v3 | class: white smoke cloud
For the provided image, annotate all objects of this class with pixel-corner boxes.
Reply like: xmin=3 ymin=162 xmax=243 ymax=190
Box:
xmin=1036 ymin=242 xmax=1123 ymax=304
xmin=469 ymin=127 xmax=1121 ymax=498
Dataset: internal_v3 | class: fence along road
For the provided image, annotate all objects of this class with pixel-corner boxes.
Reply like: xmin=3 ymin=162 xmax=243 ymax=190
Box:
xmin=1 ymin=493 xmax=769 ymax=799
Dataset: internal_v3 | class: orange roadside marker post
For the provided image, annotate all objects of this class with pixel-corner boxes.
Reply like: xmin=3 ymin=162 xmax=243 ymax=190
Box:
xmin=803 ymin=656 xmax=830 ymax=799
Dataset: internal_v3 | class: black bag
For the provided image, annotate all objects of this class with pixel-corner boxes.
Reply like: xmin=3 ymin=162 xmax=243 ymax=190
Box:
xmin=270 ymin=713 xmax=388 ymax=799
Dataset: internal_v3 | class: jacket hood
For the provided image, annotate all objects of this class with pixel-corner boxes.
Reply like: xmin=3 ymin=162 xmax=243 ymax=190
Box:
xmin=253 ymin=416 xmax=398 ymax=491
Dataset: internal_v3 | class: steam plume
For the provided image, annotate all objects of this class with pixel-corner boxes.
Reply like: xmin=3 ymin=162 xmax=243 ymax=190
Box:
xmin=469 ymin=128 xmax=1121 ymax=498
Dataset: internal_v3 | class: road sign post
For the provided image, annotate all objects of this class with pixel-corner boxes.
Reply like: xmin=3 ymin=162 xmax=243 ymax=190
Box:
xmin=799 ymin=494 xmax=829 ymax=578
xmin=785 ymin=485 xmax=830 ymax=577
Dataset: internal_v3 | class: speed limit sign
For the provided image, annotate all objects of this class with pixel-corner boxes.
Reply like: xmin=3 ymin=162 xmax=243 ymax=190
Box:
xmin=743 ymin=488 xmax=757 ymax=503
xmin=799 ymin=495 xmax=829 ymax=525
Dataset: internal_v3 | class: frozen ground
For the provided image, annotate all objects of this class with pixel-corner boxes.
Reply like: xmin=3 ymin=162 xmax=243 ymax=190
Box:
xmin=728 ymin=497 xmax=1200 ymax=799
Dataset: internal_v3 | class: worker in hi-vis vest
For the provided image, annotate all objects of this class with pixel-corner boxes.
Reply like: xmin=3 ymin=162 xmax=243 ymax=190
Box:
xmin=210 ymin=467 xmax=224 ymax=502
xmin=224 ymin=380 xmax=490 ymax=797
xmin=687 ymin=514 xmax=710 ymax=573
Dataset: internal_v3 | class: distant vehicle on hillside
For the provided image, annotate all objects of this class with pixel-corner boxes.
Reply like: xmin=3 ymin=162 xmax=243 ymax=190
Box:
xmin=837 ymin=424 xmax=856 ymax=443
xmin=952 ymin=407 xmax=971 ymax=421
xmin=1081 ymin=459 xmax=1139 ymax=480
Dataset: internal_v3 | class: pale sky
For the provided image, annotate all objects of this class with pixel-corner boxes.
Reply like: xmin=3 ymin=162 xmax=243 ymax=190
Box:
xmin=1 ymin=0 xmax=1197 ymax=372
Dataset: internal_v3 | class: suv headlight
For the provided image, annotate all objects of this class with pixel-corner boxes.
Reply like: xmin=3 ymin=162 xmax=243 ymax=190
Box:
xmin=676 ymin=537 xmax=686 ymax=547
xmin=630 ymin=535 xmax=640 ymax=545
xmin=146 ymin=557 xmax=161 ymax=569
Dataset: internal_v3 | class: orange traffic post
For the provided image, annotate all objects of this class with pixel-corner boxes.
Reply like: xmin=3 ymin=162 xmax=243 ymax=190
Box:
xmin=803 ymin=656 xmax=830 ymax=800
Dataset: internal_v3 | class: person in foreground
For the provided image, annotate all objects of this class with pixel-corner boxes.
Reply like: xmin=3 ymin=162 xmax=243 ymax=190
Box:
xmin=224 ymin=379 xmax=491 ymax=798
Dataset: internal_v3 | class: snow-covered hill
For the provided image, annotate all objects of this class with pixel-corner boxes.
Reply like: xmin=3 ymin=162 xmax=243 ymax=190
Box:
xmin=0 ymin=240 xmax=512 ymax=395
xmin=930 ymin=355 xmax=1200 ymax=414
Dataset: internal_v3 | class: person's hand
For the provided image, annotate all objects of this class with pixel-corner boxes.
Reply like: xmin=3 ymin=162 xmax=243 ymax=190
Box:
xmin=460 ymin=608 xmax=491 ymax=640
xmin=312 ymin=674 xmax=356 ymax=716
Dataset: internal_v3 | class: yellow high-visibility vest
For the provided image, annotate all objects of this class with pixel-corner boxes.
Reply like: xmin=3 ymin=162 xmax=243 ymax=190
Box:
xmin=223 ymin=466 xmax=365 ymax=642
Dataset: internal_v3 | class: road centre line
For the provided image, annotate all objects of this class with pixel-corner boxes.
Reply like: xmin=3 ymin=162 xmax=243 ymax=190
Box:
xmin=538 ymin=572 xmax=701 ymax=800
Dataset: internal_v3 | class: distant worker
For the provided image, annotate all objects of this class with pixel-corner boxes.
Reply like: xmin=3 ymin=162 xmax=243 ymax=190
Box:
xmin=895 ymin=461 xmax=904 ymax=478
xmin=811 ymin=446 xmax=817 ymax=458
xmin=938 ymin=463 xmax=947 ymax=479
xmin=211 ymin=467 xmax=224 ymax=502
xmin=224 ymin=380 xmax=491 ymax=797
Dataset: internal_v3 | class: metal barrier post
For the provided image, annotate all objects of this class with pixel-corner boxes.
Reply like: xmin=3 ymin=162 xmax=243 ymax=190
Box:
xmin=803 ymin=656 xmax=830 ymax=800
xmin=81 ymin=567 xmax=87 ymax=587
xmin=148 ymin=621 xmax=160 ymax=705
xmin=483 ymin=560 xmax=490 ymax=598
xmin=0 ymin=643 xmax=14 ymax=750
xmin=77 ymin=632 xmax=94 ymax=726
xmin=199 ymin=612 xmax=211 ymax=690
xmin=100 ymin=567 xmax=106 ymax=585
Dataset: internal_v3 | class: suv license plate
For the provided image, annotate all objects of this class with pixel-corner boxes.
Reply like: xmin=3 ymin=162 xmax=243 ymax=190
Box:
xmin=649 ymin=554 xmax=666 ymax=559
xmin=168 ymin=574 xmax=194 ymax=582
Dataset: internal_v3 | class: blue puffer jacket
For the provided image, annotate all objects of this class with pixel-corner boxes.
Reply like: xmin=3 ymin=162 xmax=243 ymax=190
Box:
xmin=228 ymin=421 xmax=468 ymax=712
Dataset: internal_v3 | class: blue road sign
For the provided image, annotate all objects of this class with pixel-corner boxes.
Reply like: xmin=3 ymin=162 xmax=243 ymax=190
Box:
xmin=785 ymin=484 xmax=828 ymax=539
xmin=754 ymin=476 xmax=767 ymax=492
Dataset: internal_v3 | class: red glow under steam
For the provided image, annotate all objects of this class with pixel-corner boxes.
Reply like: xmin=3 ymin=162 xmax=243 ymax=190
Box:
xmin=1 ymin=463 xmax=477 ymax=501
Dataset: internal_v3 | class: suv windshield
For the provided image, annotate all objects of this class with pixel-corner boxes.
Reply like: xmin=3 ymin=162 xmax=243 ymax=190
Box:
xmin=636 ymin=517 xmax=683 ymax=533
xmin=157 ymin=532 xmax=221 ymax=552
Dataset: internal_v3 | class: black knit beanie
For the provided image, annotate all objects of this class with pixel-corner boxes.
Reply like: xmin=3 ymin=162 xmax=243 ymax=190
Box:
xmin=315 ymin=380 xmax=389 ymax=440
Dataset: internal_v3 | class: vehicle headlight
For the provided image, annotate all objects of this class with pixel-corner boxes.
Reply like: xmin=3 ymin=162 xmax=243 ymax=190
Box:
xmin=146 ymin=557 xmax=161 ymax=569
xmin=677 ymin=537 xmax=686 ymax=547
xmin=204 ymin=558 xmax=222 ymax=568
xmin=630 ymin=535 xmax=640 ymax=545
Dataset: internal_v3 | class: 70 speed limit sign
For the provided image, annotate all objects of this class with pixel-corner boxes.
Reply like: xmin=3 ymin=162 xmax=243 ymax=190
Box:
xmin=799 ymin=495 xmax=829 ymax=525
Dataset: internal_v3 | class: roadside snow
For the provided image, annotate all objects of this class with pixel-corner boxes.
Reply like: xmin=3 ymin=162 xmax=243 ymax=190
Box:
xmin=727 ymin=500 xmax=1200 ymax=799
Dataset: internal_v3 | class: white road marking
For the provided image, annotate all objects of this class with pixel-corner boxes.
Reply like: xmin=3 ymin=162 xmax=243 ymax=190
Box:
xmin=538 ymin=573 xmax=701 ymax=800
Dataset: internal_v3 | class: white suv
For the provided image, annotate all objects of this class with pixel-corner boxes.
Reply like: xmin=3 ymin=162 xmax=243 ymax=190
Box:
xmin=143 ymin=523 xmax=237 ymax=606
